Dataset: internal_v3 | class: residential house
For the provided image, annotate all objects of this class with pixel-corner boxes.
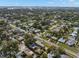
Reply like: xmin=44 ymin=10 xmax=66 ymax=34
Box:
xmin=47 ymin=52 xmax=54 ymax=58
xmin=58 ymin=37 xmax=65 ymax=43
xmin=66 ymin=37 xmax=76 ymax=46
xmin=29 ymin=43 xmax=43 ymax=54
xmin=35 ymin=40 xmax=45 ymax=48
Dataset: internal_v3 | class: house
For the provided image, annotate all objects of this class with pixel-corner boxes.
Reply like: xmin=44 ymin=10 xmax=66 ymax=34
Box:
xmin=70 ymin=32 xmax=77 ymax=37
xmin=30 ymin=43 xmax=37 ymax=49
xmin=34 ymin=29 xmax=41 ymax=33
xmin=53 ymin=28 xmax=60 ymax=33
xmin=48 ymin=53 xmax=52 ymax=58
xmin=35 ymin=48 xmax=42 ymax=54
xmin=35 ymin=40 xmax=45 ymax=48
xmin=58 ymin=37 xmax=65 ymax=43
xmin=70 ymin=29 xmax=78 ymax=37
xmin=18 ymin=41 xmax=34 ymax=57
xmin=51 ymin=36 xmax=57 ymax=40
xmin=66 ymin=39 xmax=76 ymax=46
xmin=74 ymin=27 xmax=79 ymax=31
xmin=16 ymin=49 xmax=34 ymax=58
xmin=30 ymin=43 xmax=43 ymax=54
xmin=60 ymin=54 xmax=69 ymax=58
xmin=18 ymin=37 xmax=24 ymax=41
xmin=24 ymin=49 xmax=34 ymax=57
xmin=46 ymin=34 xmax=51 ymax=38
xmin=47 ymin=52 xmax=54 ymax=58
xmin=73 ymin=31 xmax=77 ymax=34
xmin=16 ymin=52 xmax=22 ymax=58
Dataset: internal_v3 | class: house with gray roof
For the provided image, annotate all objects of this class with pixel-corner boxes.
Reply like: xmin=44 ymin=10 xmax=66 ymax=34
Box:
xmin=66 ymin=39 xmax=76 ymax=46
xmin=58 ymin=37 xmax=65 ymax=43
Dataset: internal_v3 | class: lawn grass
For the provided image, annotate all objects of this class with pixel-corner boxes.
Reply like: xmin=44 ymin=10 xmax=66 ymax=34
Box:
xmin=44 ymin=43 xmax=51 ymax=48
xmin=58 ymin=43 xmax=78 ymax=53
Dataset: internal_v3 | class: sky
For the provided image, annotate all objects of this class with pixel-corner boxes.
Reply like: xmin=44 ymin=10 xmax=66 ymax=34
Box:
xmin=0 ymin=0 xmax=79 ymax=7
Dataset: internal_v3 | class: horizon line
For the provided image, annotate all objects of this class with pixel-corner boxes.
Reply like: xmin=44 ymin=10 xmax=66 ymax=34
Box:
xmin=0 ymin=6 xmax=79 ymax=7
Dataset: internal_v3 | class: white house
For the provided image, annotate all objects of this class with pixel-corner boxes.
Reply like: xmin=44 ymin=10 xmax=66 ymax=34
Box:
xmin=58 ymin=37 xmax=65 ymax=43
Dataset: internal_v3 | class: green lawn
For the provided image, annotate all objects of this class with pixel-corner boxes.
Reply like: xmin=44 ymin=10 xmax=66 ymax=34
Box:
xmin=58 ymin=43 xmax=78 ymax=53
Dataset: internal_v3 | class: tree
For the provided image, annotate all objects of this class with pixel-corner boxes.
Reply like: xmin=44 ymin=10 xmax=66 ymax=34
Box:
xmin=41 ymin=52 xmax=47 ymax=58
xmin=53 ymin=48 xmax=60 ymax=58
xmin=24 ymin=33 xmax=36 ymax=46
xmin=1 ymin=40 xmax=19 ymax=58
